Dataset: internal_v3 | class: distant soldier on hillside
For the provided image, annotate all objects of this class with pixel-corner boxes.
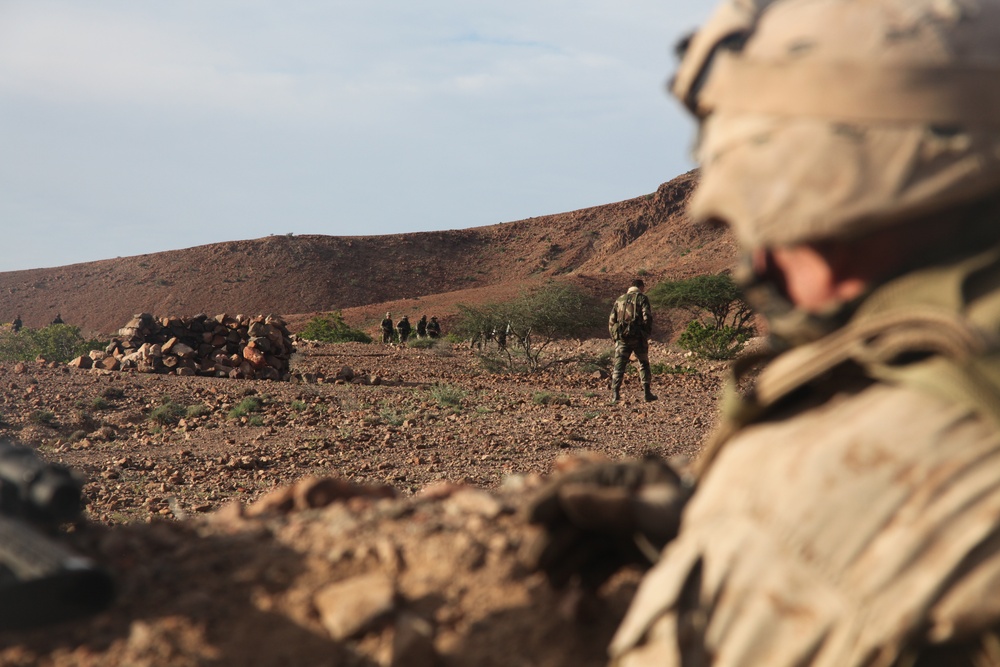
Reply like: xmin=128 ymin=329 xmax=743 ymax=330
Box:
xmin=51 ymin=314 xmax=63 ymax=326
xmin=608 ymin=278 xmax=656 ymax=403
xmin=11 ymin=315 xmax=21 ymax=333
xmin=380 ymin=312 xmax=394 ymax=344
xmin=416 ymin=315 xmax=428 ymax=339
xmin=426 ymin=316 xmax=441 ymax=339
xmin=396 ymin=315 xmax=412 ymax=344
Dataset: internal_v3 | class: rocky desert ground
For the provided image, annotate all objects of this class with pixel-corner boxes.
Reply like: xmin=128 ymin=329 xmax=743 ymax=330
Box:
xmin=0 ymin=170 xmax=741 ymax=665
xmin=0 ymin=337 xmax=726 ymax=667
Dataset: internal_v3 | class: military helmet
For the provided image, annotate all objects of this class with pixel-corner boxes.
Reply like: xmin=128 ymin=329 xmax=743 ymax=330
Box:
xmin=673 ymin=0 xmax=1000 ymax=248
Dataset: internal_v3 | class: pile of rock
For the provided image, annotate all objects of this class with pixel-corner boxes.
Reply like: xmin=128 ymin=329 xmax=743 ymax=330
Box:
xmin=68 ymin=313 xmax=295 ymax=381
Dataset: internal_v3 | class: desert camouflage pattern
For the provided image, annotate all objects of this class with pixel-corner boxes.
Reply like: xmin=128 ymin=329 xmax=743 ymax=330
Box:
xmin=675 ymin=0 xmax=1000 ymax=247
xmin=609 ymin=288 xmax=654 ymax=395
xmin=610 ymin=246 xmax=1000 ymax=665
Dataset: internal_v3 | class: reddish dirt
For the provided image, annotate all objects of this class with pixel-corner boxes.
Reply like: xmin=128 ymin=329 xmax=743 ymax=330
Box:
xmin=0 ymin=169 xmax=741 ymax=665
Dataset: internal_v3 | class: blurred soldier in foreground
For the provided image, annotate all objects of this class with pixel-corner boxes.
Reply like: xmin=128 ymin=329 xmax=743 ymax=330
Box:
xmin=608 ymin=279 xmax=657 ymax=403
xmin=527 ymin=1 xmax=1000 ymax=664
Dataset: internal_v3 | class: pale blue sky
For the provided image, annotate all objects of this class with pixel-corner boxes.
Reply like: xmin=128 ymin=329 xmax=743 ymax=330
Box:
xmin=0 ymin=1 xmax=710 ymax=271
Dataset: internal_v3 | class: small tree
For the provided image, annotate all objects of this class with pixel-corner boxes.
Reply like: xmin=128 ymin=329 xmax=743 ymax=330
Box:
xmin=648 ymin=273 xmax=755 ymax=359
xmin=298 ymin=312 xmax=372 ymax=344
xmin=457 ymin=281 xmax=604 ymax=371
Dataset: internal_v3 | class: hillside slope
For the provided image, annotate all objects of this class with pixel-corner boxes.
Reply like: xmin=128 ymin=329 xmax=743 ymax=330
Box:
xmin=0 ymin=170 xmax=735 ymax=336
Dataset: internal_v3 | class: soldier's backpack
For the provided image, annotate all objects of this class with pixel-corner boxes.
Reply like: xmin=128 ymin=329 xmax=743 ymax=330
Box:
xmin=613 ymin=293 xmax=644 ymax=340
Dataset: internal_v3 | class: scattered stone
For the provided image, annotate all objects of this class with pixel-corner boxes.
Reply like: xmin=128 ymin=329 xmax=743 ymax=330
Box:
xmin=67 ymin=356 xmax=93 ymax=369
xmin=446 ymin=489 xmax=505 ymax=520
xmin=246 ymin=476 xmax=397 ymax=516
xmin=314 ymin=572 xmax=396 ymax=640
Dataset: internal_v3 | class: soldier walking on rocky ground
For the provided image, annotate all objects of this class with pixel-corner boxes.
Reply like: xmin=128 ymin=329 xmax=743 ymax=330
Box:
xmin=525 ymin=1 xmax=1000 ymax=665
xmin=608 ymin=279 xmax=657 ymax=403
xmin=396 ymin=315 xmax=412 ymax=344
xmin=380 ymin=312 xmax=394 ymax=345
xmin=416 ymin=315 xmax=428 ymax=339
xmin=426 ymin=316 xmax=441 ymax=339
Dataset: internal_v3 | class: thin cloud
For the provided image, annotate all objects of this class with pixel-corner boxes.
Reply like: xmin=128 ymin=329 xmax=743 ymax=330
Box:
xmin=0 ymin=1 xmax=710 ymax=271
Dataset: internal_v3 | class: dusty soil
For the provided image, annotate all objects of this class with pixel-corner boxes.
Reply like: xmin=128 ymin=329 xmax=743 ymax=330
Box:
xmin=0 ymin=336 xmax=726 ymax=666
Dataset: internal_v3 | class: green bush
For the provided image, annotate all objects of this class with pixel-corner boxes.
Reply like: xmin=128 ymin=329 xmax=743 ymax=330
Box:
xmin=298 ymin=312 xmax=372 ymax=343
xmin=229 ymin=396 xmax=263 ymax=419
xmin=677 ymin=320 xmax=750 ymax=360
xmin=0 ymin=324 xmax=106 ymax=363
xmin=91 ymin=396 xmax=112 ymax=410
xmin=380 ymin=408 xmax=407 ymax=426
xmin=428 ymin=384 xmax=466 ymax=408
xmin=532 ymin=391 xmax=571 ymax=406
xmin=29 ymin=410 xmax=56 ymax=426
xmin=149 ymin=399 xmax=186 ymax=425
xmin=185 ymin=404 xmax=210 ymax=419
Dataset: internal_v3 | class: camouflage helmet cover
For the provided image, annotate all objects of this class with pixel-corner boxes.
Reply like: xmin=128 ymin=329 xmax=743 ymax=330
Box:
xmin=674 ymin=0 xmax=1000 ymax=248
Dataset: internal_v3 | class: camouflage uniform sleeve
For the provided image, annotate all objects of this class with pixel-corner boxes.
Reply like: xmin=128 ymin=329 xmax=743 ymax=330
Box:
xmin=640 ymin=294 xmax=653 ymax=337
xmin=609 ymin=299 xmax=620 ymax=339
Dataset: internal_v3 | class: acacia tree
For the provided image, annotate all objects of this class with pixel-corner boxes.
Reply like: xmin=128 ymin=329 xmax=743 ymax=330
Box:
xmin=456 ymin=281 xmax=604 ymax=371
xmin=648 ymin=273 xmax=756 ymax=359
xmin=648 ymin=273 xmax=754 ymax=331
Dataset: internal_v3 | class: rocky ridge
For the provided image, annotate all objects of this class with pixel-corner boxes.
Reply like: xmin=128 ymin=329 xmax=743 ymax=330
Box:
xmin=0 ymin=171 xmax=734 ymax=339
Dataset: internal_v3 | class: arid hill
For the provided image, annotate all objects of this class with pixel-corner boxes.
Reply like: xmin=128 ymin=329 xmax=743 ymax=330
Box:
xmin=0 ymin=170 xmax=736 ymax=337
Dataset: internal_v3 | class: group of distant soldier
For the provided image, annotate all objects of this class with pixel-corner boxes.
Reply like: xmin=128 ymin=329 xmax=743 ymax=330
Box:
xmin=5 ymin=314 xmax=65 ymax=332
xmin=380 ymin=312 xmax=440 ymax=345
